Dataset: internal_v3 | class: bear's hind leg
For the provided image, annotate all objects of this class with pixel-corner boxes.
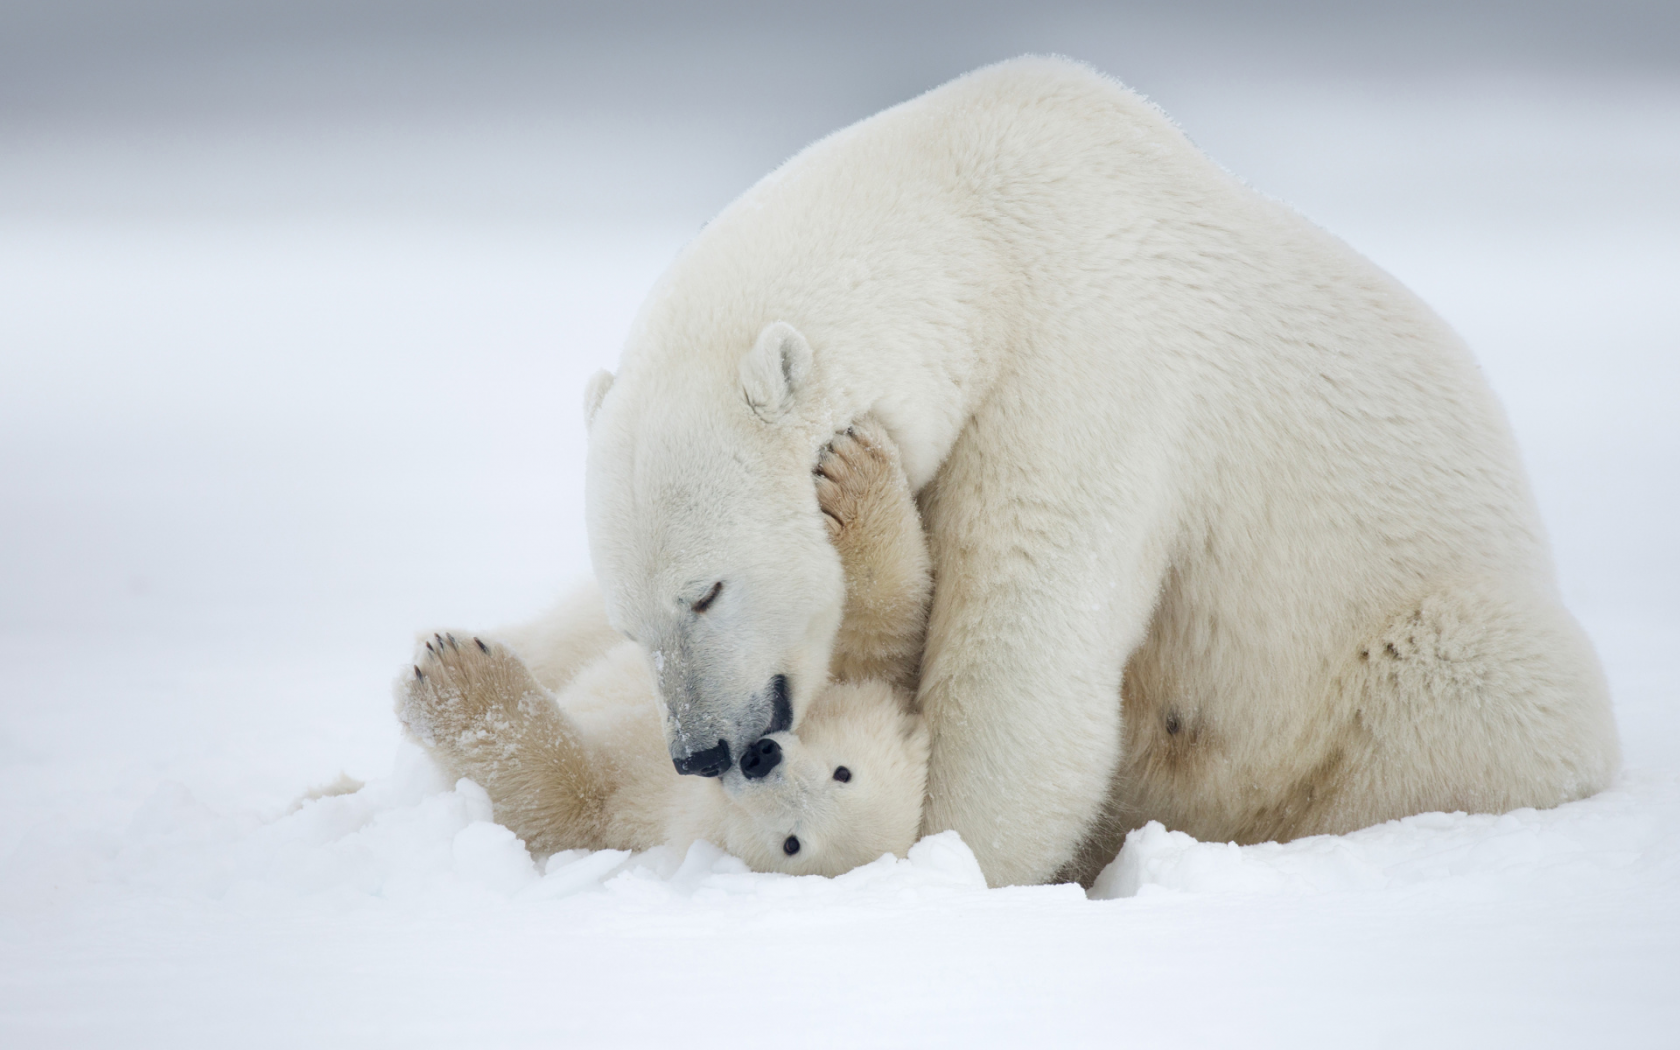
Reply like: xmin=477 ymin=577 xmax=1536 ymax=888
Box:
xmin=1305 ymin=581 xmax=1620 ymax=837
xmin=397 ymin=633 xmax=610 ymax=854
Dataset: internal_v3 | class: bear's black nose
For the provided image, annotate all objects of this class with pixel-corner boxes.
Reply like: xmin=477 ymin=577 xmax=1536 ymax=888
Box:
xmin=673 ymin=739 xmax=731 ymax=778
xmin=739 ymin=738 xmax=783 ymax=780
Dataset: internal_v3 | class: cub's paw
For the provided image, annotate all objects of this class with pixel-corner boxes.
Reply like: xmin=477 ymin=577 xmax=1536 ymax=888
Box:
xmin=815 ymin=417 xmax=912 ymax=544
xmin=396 ymin=633 xmax=546 ymax=754
xmin=815 ymin=417 xmax=933 ymax=689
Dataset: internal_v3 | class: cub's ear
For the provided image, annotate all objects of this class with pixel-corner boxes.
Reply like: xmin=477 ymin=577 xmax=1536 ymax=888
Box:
xmin=739 ymin=321 xmax=812 ymax=423
xmin=583 ymin=369 xmax=615 ymax=430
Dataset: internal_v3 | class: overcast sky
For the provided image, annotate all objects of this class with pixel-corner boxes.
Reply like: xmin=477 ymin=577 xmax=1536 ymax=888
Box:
xmin=4 ymin=0 xmax=1674 ymax=231
xmin=4 ymin=0 xmax=1676 ymax=129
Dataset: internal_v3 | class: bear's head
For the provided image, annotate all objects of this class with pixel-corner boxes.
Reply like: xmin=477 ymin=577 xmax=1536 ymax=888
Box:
xmin=584 ymin=321 xmax=847 ymax=777
xmin=713 ymin=679 xmax=928 ymax=876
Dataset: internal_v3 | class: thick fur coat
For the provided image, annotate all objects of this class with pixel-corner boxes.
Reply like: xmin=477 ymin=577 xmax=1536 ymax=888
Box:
xmin=577 ymin=56 xmax=1618 ymax=887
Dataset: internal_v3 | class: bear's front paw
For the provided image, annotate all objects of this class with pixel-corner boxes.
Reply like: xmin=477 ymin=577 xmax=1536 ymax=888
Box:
xmin=396 ymin=633 xmax=545 ymax=756
xmin=815 ymin=417 xmax=910 ymax=543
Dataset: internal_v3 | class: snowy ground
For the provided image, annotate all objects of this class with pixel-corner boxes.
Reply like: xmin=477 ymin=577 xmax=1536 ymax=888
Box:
xmin=3 ymin=12 xmax=1679 ymax=1046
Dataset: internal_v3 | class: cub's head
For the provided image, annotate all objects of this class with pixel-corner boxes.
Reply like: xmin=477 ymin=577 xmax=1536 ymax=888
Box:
xmin=714 ymin=679 xmax=928 ymax=876
xmin=584 ymin=321 xmax=846 ymax=777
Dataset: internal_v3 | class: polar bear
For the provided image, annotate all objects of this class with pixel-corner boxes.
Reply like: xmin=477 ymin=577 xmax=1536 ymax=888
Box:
xmin=398 ymin=424 xmax=932 ymax=876
xmin=578 ymin=56 xmax=1620 ymax=887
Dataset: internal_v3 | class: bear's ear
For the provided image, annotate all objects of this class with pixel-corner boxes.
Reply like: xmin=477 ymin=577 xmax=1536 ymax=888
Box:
xmin=739 ymin=321 xmax=812 ymax=423
xmin=583 ymin=369 xmax=615 ymax=430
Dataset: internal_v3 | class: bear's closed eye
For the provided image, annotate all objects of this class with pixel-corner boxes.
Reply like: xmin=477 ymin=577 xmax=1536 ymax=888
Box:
xmin=692 ymin=581 xmax=723 ymax=613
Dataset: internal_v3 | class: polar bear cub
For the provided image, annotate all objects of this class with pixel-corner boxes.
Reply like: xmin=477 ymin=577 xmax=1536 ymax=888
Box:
xmin=397 ymin=422 xmax=932 ymax=877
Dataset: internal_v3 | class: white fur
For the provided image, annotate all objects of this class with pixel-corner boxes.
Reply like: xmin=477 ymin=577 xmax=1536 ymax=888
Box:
xmin=739 ymin=321 xmax=813 ymax=423
xmin=581 ymin=57 xmax=1620 ymax=886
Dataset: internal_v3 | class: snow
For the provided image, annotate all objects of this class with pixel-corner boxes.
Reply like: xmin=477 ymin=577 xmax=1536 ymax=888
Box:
xmin=1095 ymin=776 xmax=1680 ymax=900
xmin=3 ymin=22 xmax=1679 ymax=1049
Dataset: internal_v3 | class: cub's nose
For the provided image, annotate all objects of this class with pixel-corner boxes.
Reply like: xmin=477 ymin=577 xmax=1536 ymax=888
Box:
xmin=673 ymin=739 xmax=731 ymax=778
xmin=739 ymin=738 xmax=783 ymax=780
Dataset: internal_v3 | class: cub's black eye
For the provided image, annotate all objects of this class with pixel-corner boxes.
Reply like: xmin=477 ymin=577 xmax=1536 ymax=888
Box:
xmin=692 ymin=581 xmax=723 ymax=613
xmin=833 ymin=766 xmax=852 ymax=783
xmin=783 ymin=835 xmax=801 ymax=855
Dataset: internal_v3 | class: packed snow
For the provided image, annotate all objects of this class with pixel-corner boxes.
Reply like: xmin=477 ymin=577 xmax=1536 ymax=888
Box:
xmin=3 ymin=20 xmax=1678 ymax=1047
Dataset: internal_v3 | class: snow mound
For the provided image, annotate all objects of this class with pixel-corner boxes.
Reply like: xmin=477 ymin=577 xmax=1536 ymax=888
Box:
xmin=5 ymin=741 xmax=1677 ymax=1047
xmin=5 ymin=740 xmax=1008 ymax=915
xmin=1092 ymin=772 xmax=1679 ymax=901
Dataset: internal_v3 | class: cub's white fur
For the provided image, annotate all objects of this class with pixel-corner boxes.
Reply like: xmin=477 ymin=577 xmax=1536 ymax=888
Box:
xmin=397 ymin=423 xmax=934 ymax=876
xmin=580 ymin=56 xmax=1619 ymax=886
xmin=398 ymin=637 xmax=928 ymax=876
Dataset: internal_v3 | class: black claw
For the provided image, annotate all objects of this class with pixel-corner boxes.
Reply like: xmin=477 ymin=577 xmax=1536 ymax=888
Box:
xmin=413 ymin=666 xmax=424 ymax=680
xmin=444 ymin=633 xmax=455 ymax=649
xmin=474 ymin=637 xmax=488 ymax=653
xmin=425 ymin=641 xmax=435 ymax=654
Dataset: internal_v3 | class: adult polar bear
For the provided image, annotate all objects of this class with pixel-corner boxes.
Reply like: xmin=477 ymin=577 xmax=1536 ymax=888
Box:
xmin=578 ymin=56 xmax=1618 ymax=887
